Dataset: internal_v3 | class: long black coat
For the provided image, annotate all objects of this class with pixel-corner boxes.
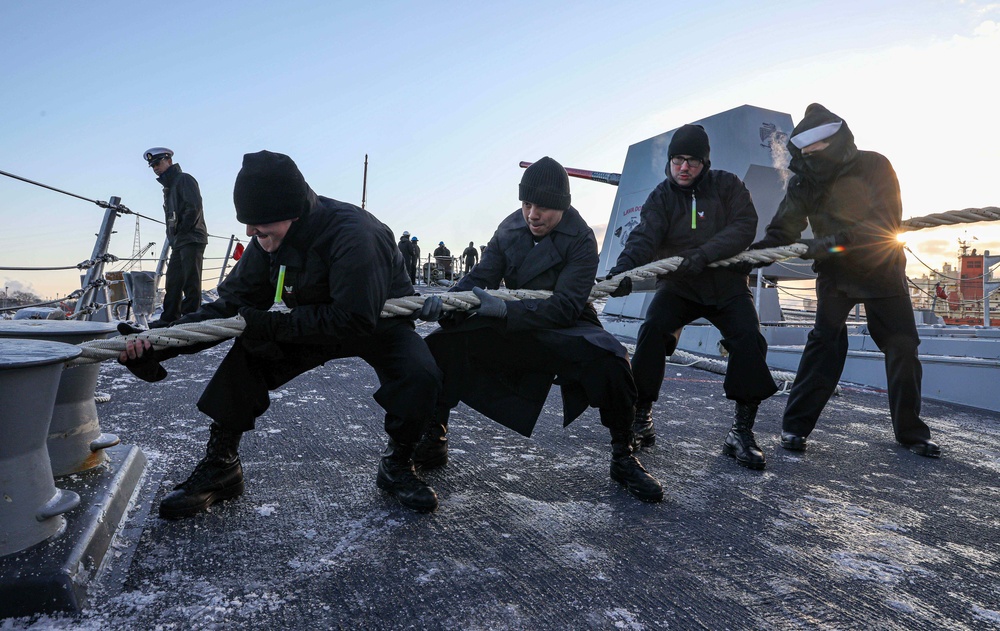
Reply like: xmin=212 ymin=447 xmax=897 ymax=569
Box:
xmin=760 ymin=136 xmax=909 ymax=298
xmin=429 ymin=206 xmax=628 ymax=435
xmin=611 ymin=169 xmax=757 ymax=303
xmin=156 ymin=163 xmax=208 ymax=249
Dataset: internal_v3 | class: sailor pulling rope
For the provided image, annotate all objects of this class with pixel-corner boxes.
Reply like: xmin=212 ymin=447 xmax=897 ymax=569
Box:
xmin=64 ymin=242 xmax=795 ymax=365
xmin=66 ymin=201 xmax=999 ymax=366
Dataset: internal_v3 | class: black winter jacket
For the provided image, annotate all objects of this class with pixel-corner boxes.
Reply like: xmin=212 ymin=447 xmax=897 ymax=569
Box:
xmin=175 ymin=191 xmax=413 ymax=342
xmin=612 ymin=169 xmax=757 ymax=303
xmin=760 ymin=125 xmax=909 ymax=298
xmin=156 ymin=163 xmax=208 ymax=248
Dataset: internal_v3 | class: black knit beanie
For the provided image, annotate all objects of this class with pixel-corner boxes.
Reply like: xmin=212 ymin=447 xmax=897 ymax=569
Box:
xmin=519 ymin=157 xmax=571 ymax=211
xmin=234 ymin=151 xmax=310 ymax=225
xmin=668 ymin=124 xmax=711 ymax=161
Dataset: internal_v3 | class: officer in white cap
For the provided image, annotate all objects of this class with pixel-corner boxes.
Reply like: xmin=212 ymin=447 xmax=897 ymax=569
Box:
xmin=143 ymin=147 xmax=209 ymax=327
xmin=410 ymin=236 xmax=420 ymax=284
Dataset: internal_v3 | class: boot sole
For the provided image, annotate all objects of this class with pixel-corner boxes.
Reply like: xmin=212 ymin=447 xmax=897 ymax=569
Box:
xmin=159 ymin=479 xmax=245 ymax=520
xmin=610 ymin=470 xmax=664 ymax=503
xmin=722 ymin=444 xmax=766 ymax=470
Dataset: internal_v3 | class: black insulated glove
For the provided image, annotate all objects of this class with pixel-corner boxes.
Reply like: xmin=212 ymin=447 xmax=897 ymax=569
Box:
xmin=239 ymin=306 xmax=284 ymax=341
xmin=606 ymin=273 xmax=633 ymax=298
xmin=673 ymin=249 xmax=708 ymax=277
xmin=116 ymin=323 xmax=167 ymax=383
xmin=416 ymin=295 xmax=445 ymax=322
xmin=471 ymin=287 xmax=507 ymax=319
xmin=797 ymin=236 xmax=839 ymax=260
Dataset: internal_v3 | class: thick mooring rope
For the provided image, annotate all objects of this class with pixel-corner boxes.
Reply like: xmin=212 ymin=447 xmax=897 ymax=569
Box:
xmin=900 ymin=206 xmax=1000 ymax=231
xmin=68 ymin=198 xmax=1000 ymax=368
xmin=67 ymin=244 xmax=807 ymax=366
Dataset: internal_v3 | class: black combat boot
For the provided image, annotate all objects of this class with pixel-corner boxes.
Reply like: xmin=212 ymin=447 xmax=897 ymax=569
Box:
xmin=631 ymin=403 xmax=655 ymax=450
xmin=376 ymin=439 xmax=439 ymax=512
xmin=723 ymin=402 xmax=766 ymax=470
xmin=160 ymin=423 xmax=245 ymax=519
xmin=412 ymin=422 xmax=448 ymax=469
xmin=610 ymin=433 xmax=664 ymax=503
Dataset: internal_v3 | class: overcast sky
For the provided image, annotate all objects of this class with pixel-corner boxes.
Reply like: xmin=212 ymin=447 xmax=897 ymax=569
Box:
xmin=2 ymin=0 xmax=998 ymax=299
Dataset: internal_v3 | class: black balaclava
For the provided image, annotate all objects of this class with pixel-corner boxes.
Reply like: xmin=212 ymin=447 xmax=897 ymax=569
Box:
xmin=787 ymin=103 xmax=858 ymax=184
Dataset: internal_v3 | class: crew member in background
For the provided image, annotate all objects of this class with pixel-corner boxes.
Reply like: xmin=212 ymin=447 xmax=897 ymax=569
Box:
xmin=434 ymin=241 xmax=452 ymax=278
xmin=750 ymin=103 xmax=940 ymax=458
xmin=120 ymin=151 xmax=444 ymax=518
xmin=608 ymin=124 xmax=777 ymax=470
xmin=414 ymin=157 xmax=663 ymax=503
xmin=398 ymin=230 xmax=414 ymax=284
xmin=144 ymin=147 xmax=209 ymax=327
xmin=410 ymin=236 xmax=421 ymax=285
xmin=461 ymin=241 xmax=479 ymax=274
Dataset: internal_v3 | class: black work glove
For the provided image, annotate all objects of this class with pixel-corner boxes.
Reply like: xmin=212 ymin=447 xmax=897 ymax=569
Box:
xmin=797 ymin=236 xmax=839 ymax=260
xmin=673 ymin=249 xmax=708 ymax=277
xmin=416 ymin=295 xmax=445 ymax=321
xmin=728 ymin=260 xmax=754 ymax=275
xmin=471 ymin=287 xmax=507 ymax=319
xmin=116 ymin=322 xmax=167 ymax=383
xmin=605 ymin=272 xmax=633 ymax=298
xmin=117 ymin=322 xmax=145 ymax=336
xmin=748 ymin=236 xmax=785 ymax=250
xmin=239 ymin=306 xmax=285 ymax=341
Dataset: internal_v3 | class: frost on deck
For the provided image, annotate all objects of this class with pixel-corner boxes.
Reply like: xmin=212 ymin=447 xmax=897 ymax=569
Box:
xmin=4 ymin=321 xmax=1000 ymax=630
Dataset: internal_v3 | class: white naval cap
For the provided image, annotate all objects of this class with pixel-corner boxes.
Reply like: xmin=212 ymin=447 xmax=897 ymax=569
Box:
xmin=143 ymin=147 xmax=174 ymax=164
xmin=789 ymin=121 xmax=843 ymax=149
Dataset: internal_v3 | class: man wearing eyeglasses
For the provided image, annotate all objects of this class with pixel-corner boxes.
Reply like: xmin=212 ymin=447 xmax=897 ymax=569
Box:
xmin=607 ymin=124 xmax=778 ymax=470
xmin=750 ymin=104 xmax=940 ymax=459
xmin=143 ymin=147 xmax=209 ymax=327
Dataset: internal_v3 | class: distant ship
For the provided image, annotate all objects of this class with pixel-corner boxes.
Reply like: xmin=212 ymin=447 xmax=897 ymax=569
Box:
xmin=909 ymin=240 xmax=1000 ymax=327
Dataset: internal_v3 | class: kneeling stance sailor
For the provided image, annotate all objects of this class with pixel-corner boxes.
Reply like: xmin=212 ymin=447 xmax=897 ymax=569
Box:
xmin=120 ymin=151 xmax=443 ymax=517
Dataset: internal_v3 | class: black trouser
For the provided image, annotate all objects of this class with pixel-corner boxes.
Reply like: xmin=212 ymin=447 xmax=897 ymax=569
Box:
xmin=427 ymin=324 xmax=636 ymax=436
xmin=631 ymin=289 xmax=777 ymax=405
xmin=197 ymin=319 xmax=442 ymax=445
xmin=782 ymin=286 xmax=930 ymax=443
xmin=161 ymin=242 xmax=206 ymax=323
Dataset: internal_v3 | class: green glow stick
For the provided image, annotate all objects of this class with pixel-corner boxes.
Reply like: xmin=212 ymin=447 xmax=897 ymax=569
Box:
xmin=275 ymin=264 xmax=286 ymax=304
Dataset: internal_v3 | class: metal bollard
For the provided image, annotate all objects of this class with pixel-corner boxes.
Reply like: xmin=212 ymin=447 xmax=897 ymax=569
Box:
xmin=0 ymin=339 xmax=82 ymax=557
xmin=0 ymin=320 xmax=120 ymax=476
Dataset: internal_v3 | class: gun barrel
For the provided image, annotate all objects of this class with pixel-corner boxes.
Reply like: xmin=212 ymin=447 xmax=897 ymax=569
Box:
xmin=519 ymin=161 xmax=620 ymax=186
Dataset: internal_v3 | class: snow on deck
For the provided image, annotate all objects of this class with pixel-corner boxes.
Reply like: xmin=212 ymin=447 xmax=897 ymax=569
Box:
xmin=3 ymin=315 xmax=1000 ymax=630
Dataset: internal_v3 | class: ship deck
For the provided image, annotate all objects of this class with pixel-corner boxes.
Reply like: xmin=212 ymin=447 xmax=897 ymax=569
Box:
xmin=4 ymin=296 xmax=1000 ymax=630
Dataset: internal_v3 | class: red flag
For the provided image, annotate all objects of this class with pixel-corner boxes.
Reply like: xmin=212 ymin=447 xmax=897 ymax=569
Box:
xmin=233 ymin=242 xmax=245 ymax=261
xmin=935 ymin=283 xmax=947 ymax=299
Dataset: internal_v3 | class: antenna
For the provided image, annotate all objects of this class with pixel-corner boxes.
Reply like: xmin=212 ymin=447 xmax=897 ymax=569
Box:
xmin=362 ymin=154 xmax=368 ymax=209
xmin=131 ymin=216 xmax=142 ymax=270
